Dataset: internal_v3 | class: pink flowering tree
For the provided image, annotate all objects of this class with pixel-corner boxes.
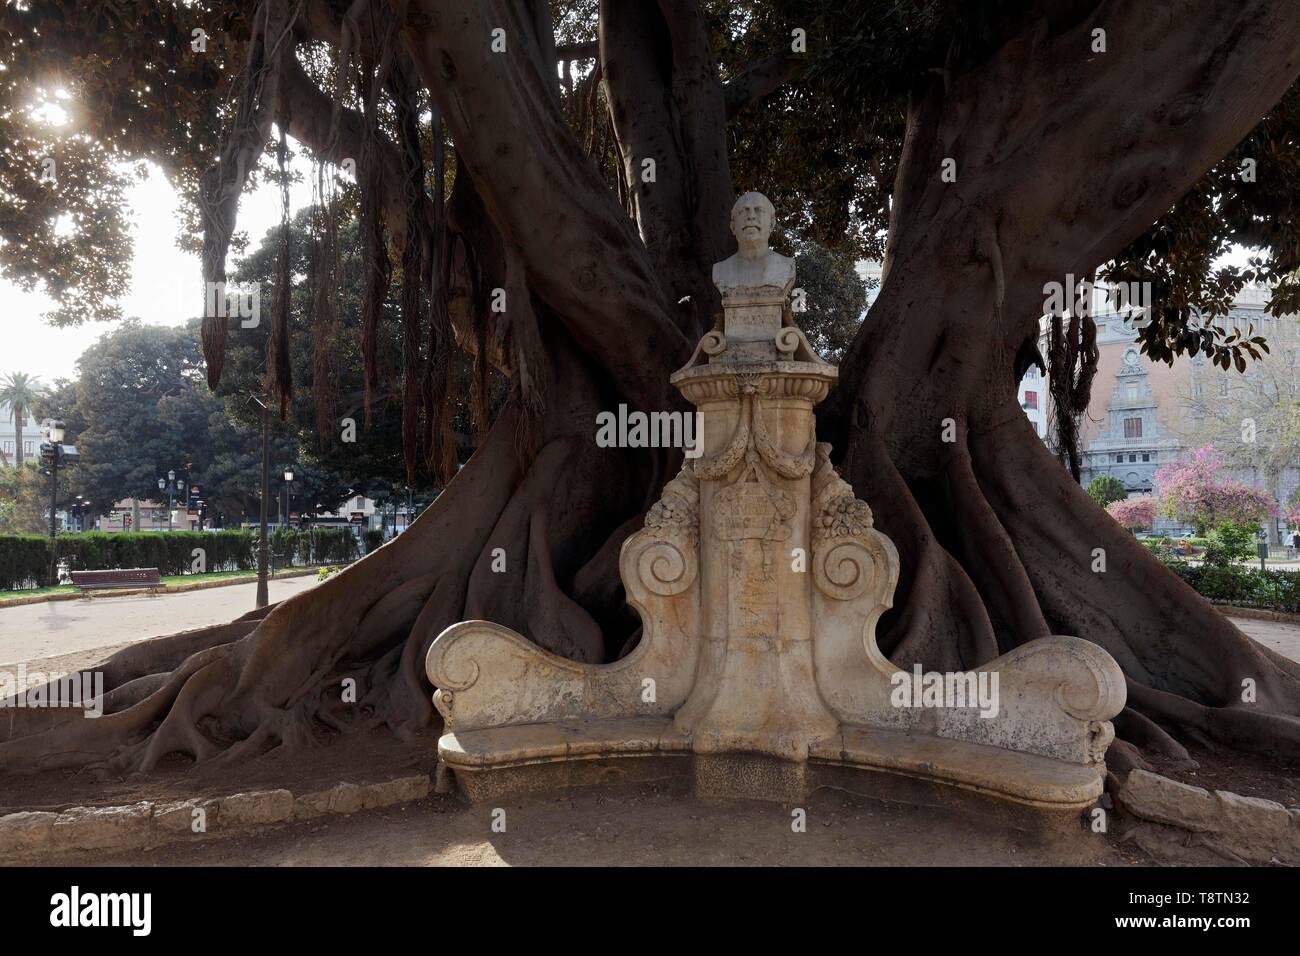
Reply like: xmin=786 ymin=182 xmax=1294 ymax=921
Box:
xmin=1106 ymin=496 xmax=1157 ymax=532
xmin=1286 ymin=500 xmax=1300 ymax=530
xmin=1155 ymin=446 xmax=1277 ymax=534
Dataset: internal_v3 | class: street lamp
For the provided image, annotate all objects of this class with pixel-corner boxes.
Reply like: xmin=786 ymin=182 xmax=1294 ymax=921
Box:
xmin=283 ymin=469 xmax=294 ymax=530
xmin=247 ymin=394 xmax=272 ymax=610
xmin=157 ymin=469 xmax=183 ymax=532
xmin=40 ymin=419 xmax=77 ymax=585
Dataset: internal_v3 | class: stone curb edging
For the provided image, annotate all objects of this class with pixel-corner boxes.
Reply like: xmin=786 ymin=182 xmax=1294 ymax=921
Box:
xmin=1217 ymin=605 xmax=1300 ymax=626
xmin=1117 ymin=768 xmax=1300 ymax=864
xmin=0 ymin=773 xmax=432 ymax=861
xmin=0 ymin=568 xmax=323 ymax=609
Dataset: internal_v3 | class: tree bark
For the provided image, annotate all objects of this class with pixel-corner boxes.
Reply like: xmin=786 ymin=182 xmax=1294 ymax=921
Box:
xmin=831 ymin=0 xmax=1300 ymax=758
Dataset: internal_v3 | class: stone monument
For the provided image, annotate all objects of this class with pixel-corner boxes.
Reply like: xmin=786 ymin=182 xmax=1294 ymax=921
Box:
xmin=426 ymin=192 xmax=1126 ymax=814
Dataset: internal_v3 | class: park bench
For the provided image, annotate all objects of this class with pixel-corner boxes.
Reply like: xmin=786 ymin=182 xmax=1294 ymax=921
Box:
xmin=69 ymin=568 xmax=163 ymax=592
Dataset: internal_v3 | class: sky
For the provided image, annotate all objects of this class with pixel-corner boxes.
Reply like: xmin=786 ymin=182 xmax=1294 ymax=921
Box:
xmin=2 ymin=156 xmax=315 ymax=388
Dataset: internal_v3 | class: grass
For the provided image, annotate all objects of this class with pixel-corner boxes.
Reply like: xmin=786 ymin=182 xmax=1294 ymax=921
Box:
xmin=0 ymin=567 xmax=315 ymax=602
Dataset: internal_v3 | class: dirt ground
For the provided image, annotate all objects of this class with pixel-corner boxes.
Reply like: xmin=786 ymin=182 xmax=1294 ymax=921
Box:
xmin=75 ymin=783 xmax=1153 ymax=867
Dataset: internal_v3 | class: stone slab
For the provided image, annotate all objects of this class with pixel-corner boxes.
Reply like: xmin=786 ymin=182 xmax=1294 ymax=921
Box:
xmin=812 ymin=725 xmax=1104 ymax=809
xmin=438 ymin=719 xmax=1105 ymax=813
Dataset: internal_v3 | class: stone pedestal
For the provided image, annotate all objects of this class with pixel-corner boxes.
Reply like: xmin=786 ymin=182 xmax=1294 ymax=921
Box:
xmin=425 ymin=194 xmax=1126 ymax=815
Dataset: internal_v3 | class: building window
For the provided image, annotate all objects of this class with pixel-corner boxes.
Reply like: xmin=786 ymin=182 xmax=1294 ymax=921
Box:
xmin=1142 ymin=453 xmax=1150 ymax=462
xmin=24 ymin=441 xmax=33 ymax=457
xmin=1129 ymin=454 xmax=1137 ymax=463
xmin=1126 ymin=383 xmax=1137 ymax=401
xmin=2 ymin=440 xmax=12 ymax=454
xmin=1023 ymin=391 xmax=1038 ymax=410
xmin=1124 ymin=418 xmax=1143 ymax=438
xmin=1114 ymin=454 xmax=1123 ymax=463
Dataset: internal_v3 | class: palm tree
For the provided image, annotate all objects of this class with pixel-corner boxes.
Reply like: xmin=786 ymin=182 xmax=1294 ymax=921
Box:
xmin=0 ymin=372 xmax=44 ymax=468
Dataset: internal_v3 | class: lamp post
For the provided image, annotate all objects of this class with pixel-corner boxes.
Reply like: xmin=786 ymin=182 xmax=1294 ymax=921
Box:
xmin=40 ymin=420 xmax=76 ymax=585
xmin=45 ymin=420 xmax=64 ymax=583
xmin=248 ymin=395 xmax=271 ymax=609
xmin=283 ymin=469 xmax=294 ymax=529
xmin=157 ymin=470 xmax=182 ymax=532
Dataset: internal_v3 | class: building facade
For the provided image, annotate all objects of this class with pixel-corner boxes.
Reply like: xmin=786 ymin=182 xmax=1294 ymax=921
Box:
xmin=0 ymin=401 xmax=37 ymax=467
xmin=1024 ymin=281 xmax=1300 ymax=536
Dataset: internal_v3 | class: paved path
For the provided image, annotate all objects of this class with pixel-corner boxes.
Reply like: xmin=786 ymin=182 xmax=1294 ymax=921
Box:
xmin=1 ymin=579 xmax=1295 ymax=676
xmin=0 ymin=576 xmax=319 ymax=670
xmin=1226 ymin=615 xmax=1300 ymax=664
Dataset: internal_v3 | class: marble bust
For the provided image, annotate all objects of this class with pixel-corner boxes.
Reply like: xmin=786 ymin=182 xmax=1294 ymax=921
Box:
xmin=712 ymin=191 xmax=795 ymax=297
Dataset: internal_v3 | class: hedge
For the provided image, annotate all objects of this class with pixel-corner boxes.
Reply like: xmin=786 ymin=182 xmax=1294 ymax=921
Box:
xmin=0 ymin=528 xmax=369 ymax=590
xmin=1161 ymin=560 xmax=1300 ymax=614
xmin=55 ymin=531 xmax=256 ymax=578
xmin=268 ymin=527 xmax=360 ymax=567
xmin=0 ymin=535 xmax=53 ymax=591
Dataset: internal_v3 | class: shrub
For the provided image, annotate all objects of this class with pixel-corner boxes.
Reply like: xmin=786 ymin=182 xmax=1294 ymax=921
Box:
xmin=362 ymin=529 xmax=385 ymax=554
xmin=1088 ymin=475 xmax=1128 ymax=509
xmin=0 ymin=535 xmax=52 ymax=590
xmin=1160 ymin=561 xmax=1300 ymax=613
xmin=1106 ymin=496 xmax=1156 ymax=531
xmin=1201 ymin=522 xmax=1256 ymax=567
xmin=0 ymin=530 xmax=258 ymax=589
xmin=266 ymin=527 xmax=359 ymax=567
xmin=54 ymin=531 xmax=256 ymax=577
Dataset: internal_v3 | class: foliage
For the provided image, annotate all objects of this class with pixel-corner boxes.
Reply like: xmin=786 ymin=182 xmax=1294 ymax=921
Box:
xmin=0 ymin=535 xmax=52 ymax=590
xmin=55 ymin=530 xmax=256 ymax=577
xmin=1161 ymin=560 xmax=1300 ymax=614
xmin=362 ymin=529 xmax=386 ymax=554
xmin=0 ymin=462 xmax=50 ymax=535
xmin=54 ymin=320 xmax=354 ymax=521
xmin=5 ymin=0 xmax=1300 ymax=376
xmin=218 ymin=213 xmax=488 ymax=490
xmin=1106 ymin=496 xmax=1156 ymax=531
xmin=0 ymin=1 xmax=253 ymax=324
xmin=1154 ymin=445 xmax=1277 ymax=534
xmin=267 ymin=527 xmax=359 ymax=567
xmin=0 ymin=371 xmax=44 ymax=468
xmin=1201 ymin=522 xmax=1258 ymax=567
xmin=1088 ymin=475 xmax=1129 ymax=509
xmin=1 ymin=530 xmax=256 ymax=588
xmin=792 ymin=244 xmax=868 ymax=362
xmin=1286 ymin=488 xmax=1300 ymax=529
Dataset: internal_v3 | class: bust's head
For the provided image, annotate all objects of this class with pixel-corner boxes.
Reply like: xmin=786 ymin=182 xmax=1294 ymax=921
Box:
xmin=730 ymin=191 xmax=775 ymax=254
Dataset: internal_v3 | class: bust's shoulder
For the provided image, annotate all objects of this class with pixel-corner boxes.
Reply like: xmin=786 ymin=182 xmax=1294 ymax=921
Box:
xmin=770 ymin=251 xmax=796 ymax=285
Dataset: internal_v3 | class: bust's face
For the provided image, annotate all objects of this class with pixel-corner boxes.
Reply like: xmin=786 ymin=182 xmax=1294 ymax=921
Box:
xmin=731 ymin=194 xmax=773 ymax=248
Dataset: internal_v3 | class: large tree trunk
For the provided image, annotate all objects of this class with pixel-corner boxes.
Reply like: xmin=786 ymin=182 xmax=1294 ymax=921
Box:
xmin=829 ymin=0 xmax=1300 ymax=760
xmin=4 ymin=0 xmax=1300 ymax=775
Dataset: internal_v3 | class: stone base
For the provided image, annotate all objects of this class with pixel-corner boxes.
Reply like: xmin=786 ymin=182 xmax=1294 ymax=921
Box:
xmin=437 ymin=718 xmax=1104 ymax=826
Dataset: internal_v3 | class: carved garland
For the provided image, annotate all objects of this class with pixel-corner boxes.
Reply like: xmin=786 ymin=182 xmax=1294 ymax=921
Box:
xmin=691 ymin=382 xmax=816 ymax=482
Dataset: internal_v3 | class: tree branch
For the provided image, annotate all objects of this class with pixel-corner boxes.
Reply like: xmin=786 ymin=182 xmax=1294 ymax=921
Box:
xmin=405 ymin=0 xmax=690 ymax=412
xmin=723 ymin=50 xmax=803 ymax=118
xmin=555 ymin=40 xmax=598 ymax=60
xmin=279 ymin=53 xmax=429 ymax=248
